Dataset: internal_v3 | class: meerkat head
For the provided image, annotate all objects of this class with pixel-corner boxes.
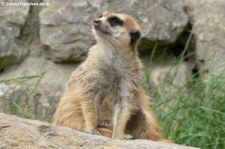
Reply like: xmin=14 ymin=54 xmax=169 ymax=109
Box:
xmin=92 ymin=12 xmax=142 ymax=50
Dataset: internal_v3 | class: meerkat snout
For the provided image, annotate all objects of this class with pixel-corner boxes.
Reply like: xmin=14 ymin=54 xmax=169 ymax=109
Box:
xmin=93 ymin=19 xmax=101 ymax=28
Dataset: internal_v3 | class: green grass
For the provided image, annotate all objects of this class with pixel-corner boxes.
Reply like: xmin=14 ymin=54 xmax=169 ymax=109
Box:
xmin=143 ymin=39 xmax=225 ymax=148
xmin=0 ymin=72 xmax=46 ymax=119
xmin=142 ymin=26 xmax=225 ymax=148
xmin=146 ymin=75 xmax=225 ymax=149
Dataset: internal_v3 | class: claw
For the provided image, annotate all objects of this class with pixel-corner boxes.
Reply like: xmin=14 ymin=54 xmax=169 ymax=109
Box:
xmin=113 ymin=134 xmax=134 ymax=140
xmin=124 ymin=134 xmax=133 ymax=140
xmin=89 ymin=129 xmax=101 ymax=135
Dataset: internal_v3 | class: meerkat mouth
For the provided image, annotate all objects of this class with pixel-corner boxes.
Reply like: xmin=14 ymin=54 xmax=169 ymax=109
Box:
xmin=96 ymin=29 xmax=110 ymax=35
xmin=94 ymin=27 xmax=111 ymax=35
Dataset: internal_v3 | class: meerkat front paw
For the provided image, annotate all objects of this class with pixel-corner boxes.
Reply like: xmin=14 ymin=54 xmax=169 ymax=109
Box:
xmin=85 ymin=127 xmax=101 ymax=135
xmin=124 ymin=134 xmax=133 ymax=140
xmin=89 ymin=129 xmax=101 ymax=135
xmin=112 ymin=134 xmax=133 ymax=140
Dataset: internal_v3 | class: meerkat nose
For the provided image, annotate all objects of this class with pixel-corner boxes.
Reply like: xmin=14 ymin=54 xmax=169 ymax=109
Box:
xmin=93 ymin=19 xmax=101 ymax=28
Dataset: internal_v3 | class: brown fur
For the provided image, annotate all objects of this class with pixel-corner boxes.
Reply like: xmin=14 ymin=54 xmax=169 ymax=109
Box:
xmin=53 ymin=12 xmax=166 ymax=141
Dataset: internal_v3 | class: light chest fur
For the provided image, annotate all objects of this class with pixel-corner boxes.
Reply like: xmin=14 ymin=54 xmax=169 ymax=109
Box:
xmin=68 ymin=43 xmax=143 ymax=129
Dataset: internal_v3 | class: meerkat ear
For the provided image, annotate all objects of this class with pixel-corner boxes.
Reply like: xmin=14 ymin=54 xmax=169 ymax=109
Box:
xmin=130 ymin=31 xmax=141 ymax=45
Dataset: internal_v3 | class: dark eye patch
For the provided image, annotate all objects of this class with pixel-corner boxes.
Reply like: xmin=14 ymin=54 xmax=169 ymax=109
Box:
xmin=130 ymin=31 xmax=141 ymax=45
xmin=99 ymin=14 xmax=103 ymax=18
xmin=108 ymin=16 xmax=123 ymax=27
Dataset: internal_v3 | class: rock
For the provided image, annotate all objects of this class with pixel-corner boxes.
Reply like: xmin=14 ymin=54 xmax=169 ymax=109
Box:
xmin=142 ymin=45 xmax=193 ymax=93
xmin=0 ymin=0 xmax=29 ymax=69
xmin=0 ymin=43 xmax=76 ymax=121
xmin=184 ymin=0 xmax=225 ymax=76
xmin=150 ymin=62 xmax=191 ymax=91
xmin=0 ymin=23 xmax=25 ymax=69
xmin=39 ymin=0 xmax=92 ymax=62
xmin=40 ymin=0 xmax=188 ymax=62
xmin=0 ymin=0 xmax=29 ymax=37
xmin=0 ymin=113 xmax=199 ymax=149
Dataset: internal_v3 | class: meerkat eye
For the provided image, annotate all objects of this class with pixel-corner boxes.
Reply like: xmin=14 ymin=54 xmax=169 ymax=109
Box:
xmin=99 ymin=14 xmax=103 ymax=18
xmin=108 ymin=16 xmax=123 ymax=27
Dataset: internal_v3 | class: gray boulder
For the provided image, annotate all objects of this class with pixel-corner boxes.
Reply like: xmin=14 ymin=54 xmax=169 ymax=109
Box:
xmin=40 ymin=0 xmax=188 ymax=62
xmin=0 ymin=23 xmax=28 ymax=70
xmin=0 ymin=0 xmax=29 ymax=69
xmin=185 ymin=0 xmax=225 ymax=76
xmin=0 ymin=0 xmax=29 ymax=37
xmin=0 ymin=113 xmax=199 ymax=149
xmin=0 ymin=43 xmax=75 ymax=120
xmin=150 ymin=62 xmax=191 ymax=92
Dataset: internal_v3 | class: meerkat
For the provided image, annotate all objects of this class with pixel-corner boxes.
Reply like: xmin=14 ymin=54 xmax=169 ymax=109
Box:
xmin=53 ymin=11 xmax=164 ymax=141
